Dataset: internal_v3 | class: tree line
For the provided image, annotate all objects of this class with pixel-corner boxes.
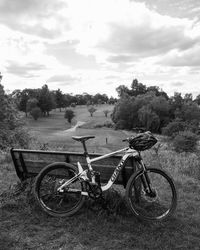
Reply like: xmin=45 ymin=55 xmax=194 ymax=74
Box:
xmin=112 ymin=79 xmax=200 ymax=135
xmin=11 ymin=84 xmax=117 ymax=119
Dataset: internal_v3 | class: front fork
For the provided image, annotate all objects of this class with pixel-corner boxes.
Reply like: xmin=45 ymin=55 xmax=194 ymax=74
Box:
xmin=138 ymin=161 xmax=154 ymax=195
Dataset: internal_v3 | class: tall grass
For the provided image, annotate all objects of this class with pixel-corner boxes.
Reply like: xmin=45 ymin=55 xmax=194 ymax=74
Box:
xmin=1 ymin=135 xmax=200 ymax=249
xmin=143 ymin=147 xmax=200 ymax=182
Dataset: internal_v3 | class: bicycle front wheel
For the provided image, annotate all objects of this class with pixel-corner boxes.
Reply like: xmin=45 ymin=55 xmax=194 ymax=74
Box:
xmin=126 ymin=168 xmax=177 ymax=221
xmin=34 ymin=162 xmax=86 ymax=217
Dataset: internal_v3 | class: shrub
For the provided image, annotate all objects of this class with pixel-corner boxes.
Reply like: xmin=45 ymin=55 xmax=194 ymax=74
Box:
xmin=71 ymin=103 xmax=76 ymax=108
xmin=0 ymin=127 xmax=31 ymax=150
xmin=173 ymin=130 xmax=199 ymax=153
xmin=0 ymin=83 xmax=31 ymax=150
xmin=162 ymin=120 xmax=185 ymax=137
xmin=94 ymin=121 xmax=114 ymax=128
xmin=64 ymin=109 xmax=75 ymax=123
xmin=30 ymin=107 xmax=41 ymax=120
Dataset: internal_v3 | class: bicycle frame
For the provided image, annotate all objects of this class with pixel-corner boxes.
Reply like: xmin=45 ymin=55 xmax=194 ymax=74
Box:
xmin=58 ymin=147 xmax=141 ymax=194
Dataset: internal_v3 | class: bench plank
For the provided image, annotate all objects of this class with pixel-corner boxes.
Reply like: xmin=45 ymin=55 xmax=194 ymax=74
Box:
xmin=10 ymin=148 xmax=138 ymax=186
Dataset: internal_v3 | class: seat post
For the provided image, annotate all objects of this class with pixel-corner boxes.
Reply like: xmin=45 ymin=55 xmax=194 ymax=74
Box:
xmin=82 ymin=141 xmax=88 ymax=156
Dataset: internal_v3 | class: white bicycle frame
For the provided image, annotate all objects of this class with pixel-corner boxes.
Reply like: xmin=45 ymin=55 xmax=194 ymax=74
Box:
xmin=58 ymin=147 xmax=139 ymax=195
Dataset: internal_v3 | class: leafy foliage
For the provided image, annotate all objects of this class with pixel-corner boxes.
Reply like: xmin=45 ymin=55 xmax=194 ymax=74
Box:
xmin=30 ymin=107 xmax=41 ymax=121
xmin=0 ymin=84 xmax=30 ymax=150
xmin=64 ymin=109 xmax=75 ymax=124
xmin=26 ymin=98 xmax=38 ymax=113
xmin=173 ymin=131 xmax=199 ymax=153
xmin=88 ymin=106 xmax=97 ymax=117
xmin=38 ymin=84 xmax=56 ymax=116
xmin=162 ymin=120 xmax=186 ymax=137
xmin=103 ymin=110 xmax=110 ymax=117
xmin=112 ymin=79 xmax=200 ymax=136
xmin=55 ymin=88 xmax=65 ymax=111
xmin=138 ymin=105 xmax=160 ymax=132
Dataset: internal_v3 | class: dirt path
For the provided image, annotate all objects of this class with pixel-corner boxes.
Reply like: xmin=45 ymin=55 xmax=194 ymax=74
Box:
xmin=64 ymin=121 xmax=86 ymax=132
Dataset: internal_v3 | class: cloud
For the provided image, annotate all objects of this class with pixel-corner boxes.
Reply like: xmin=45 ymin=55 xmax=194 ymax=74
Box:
xmin=98 ymin=22 xmax=197 ymax=61
xmin=0 ymin=0 xmax=67 ymax=39
xmin=160 ymin=46 xmax=200 ymax=67
xmin=170 ymin=81 xmax=185 ymax=87
xmin=45 ymin=40 xmax=99 ymax=69
xmin=107 ymin=54 xmax=136 ymax=63
xmin=134 ymin=0 xmax=200 ymax=21
xmin=47 ymin=74 xmax=80 ymax=85
xmin=5 ymin=61 xmax=46 ymax=78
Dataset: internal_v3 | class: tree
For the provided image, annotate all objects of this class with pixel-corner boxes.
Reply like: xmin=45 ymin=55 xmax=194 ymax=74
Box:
xmin=64 ymin=109 xmax=75 ymax=124
xmin=138 ymin=105 xmax=160 ymax=132
xmin=130 ymin=79 xmax=147 ymax=96
xmin=93 ymin=93 xmax=108 ymax=105
xmin=17 ymin=89 xmax=29 ymax=117
xmin=181 ymin=102 xmax=200 ymax=123
xmin=116 ymin=85 xmax=130 ymax=98
xmin=184 ymin=93 xmax=193 ymax=103
xmin=0 ymin=84 xmax=30 ymax=149
xmin=150 ymin=96 xmax=170 ymax=130
xmin=103 ymin=110 xmax=110 ymax=117
xmin=170 ymin=92 xmax=183 ymax=111
xmin=55 ymin=88 xmax=65 ymax=111
xmin=88 ymin=106 xmax=97 ymax=117
xmin=146 ymin=86 xmax=169 ymax=100
xmin=194 ymin=94 xmax=200 ymax=105
xmin=111 ymin=97 xmax=138 ymax=129
xmin=108 ymin=97 xmax=117 ymax=105
xmin=26 ymin=98 xmax=38 ymax=113
xmin=38 ymin=84 xmax=55 ymax=116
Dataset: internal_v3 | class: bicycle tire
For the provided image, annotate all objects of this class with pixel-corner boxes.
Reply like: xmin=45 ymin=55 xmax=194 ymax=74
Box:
xmin=126 ymin=168 xmax=177 ymax=221
xmin=34 ymin=162 xmax=86 ymax=217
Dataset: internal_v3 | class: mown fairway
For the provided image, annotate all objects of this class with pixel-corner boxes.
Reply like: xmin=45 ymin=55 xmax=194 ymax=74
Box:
xmin=1 ymin=105 xmax=200 ymax=249
xmin=25 ymin=104 xmax=127 ymax=153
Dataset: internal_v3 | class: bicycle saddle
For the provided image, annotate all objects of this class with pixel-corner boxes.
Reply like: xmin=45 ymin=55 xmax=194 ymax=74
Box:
xmin=72 ymin=135 xmax=95 ymax=142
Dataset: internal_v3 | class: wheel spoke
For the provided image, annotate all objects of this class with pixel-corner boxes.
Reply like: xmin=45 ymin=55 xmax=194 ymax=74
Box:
xmin=35 ymin=164 xmax=85 ymax=217
xmin=127 ymin=168 xmax=177 ymax=221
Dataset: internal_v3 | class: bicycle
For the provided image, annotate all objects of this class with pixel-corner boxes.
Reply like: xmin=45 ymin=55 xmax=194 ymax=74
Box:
xmin=34 ymin=131 xmax=177 ymax=222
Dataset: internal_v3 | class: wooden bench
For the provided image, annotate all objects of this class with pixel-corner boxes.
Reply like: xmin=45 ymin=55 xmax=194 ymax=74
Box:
xmin=10 ymin=148 xmax=138 ymax=187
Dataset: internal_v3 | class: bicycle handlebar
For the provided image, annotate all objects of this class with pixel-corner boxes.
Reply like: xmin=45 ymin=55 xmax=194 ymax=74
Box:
xmin=132 ymin=127 xmax=147 ymax=133
xmin=122 ymin=129 xmax=151 ymax=142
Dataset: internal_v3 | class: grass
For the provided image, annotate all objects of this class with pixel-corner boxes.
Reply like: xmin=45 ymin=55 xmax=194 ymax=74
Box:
xmin=1 ymin=105 xmax=200 ymax=249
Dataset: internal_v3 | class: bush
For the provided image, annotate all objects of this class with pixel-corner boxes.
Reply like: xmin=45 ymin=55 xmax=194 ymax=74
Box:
xmin=173 ymin=130 xmax=199 ymax=153
xmin=0 ymin=127 xmax=31 ymax=150
xmin=0 ymin=83 xmax=31 ymax=150
xmin=162 ymin=120 xmax=186 ymax=137
xmin=64 ymin=109 xmax=75 ymax=123
xmin=30 ymin=107 xmax=41 ymax=120
xmin=70 ymin=103 xmax=76 ymax=108
xmin=94 ymin=121 xmax=114 ymax=128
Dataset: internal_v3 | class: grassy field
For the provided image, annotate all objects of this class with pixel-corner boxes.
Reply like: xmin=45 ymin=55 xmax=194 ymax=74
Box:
xmin=1 ymin=105 xmax=200 ymax=249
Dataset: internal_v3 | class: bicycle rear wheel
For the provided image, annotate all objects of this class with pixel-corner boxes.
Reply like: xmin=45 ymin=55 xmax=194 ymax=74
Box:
xmin=34 ymin=162 xmax=86 ymax=217
xmin=126 ymin=168 xmax=177 ymax=221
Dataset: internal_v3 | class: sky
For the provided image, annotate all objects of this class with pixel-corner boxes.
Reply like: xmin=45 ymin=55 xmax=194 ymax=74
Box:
xmin=0 ymin=0 xmax=200 ymax=98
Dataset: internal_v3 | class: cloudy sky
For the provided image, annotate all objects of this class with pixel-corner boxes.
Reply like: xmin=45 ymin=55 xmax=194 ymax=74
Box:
xmin=0 ymin=0 xmax=200 ymax=97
